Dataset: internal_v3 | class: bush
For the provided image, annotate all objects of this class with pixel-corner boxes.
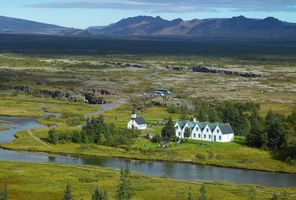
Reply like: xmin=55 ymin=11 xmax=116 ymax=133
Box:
xmin=195 ymin=153 xmax=206 ymax=160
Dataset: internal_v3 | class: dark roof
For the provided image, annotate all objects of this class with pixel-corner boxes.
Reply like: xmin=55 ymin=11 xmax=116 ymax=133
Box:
xmin=176 ymin=120 xmax=234 ymax=134
xmin=134 ymin=117 xmax=146 ymax=125
xmin=219 ymin=123 xmax=234 ymax=134
xmin=177 ymin=120 xmax=187 ymax=129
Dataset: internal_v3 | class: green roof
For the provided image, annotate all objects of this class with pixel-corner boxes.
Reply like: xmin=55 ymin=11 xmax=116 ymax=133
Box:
xmin=187 ymin=121 xmax=196 ymax=129
xmin=219 ymin=123 xmax=234 ymax=134
xmin=208 ymin=123 xmax=219 ymax=131
xmin=177 ymin=121 xmax=187 ymax=129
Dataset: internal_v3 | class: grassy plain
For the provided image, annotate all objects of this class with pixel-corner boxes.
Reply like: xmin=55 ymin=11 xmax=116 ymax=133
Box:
xmin=0 ymin=161 xmax=295 ymax=200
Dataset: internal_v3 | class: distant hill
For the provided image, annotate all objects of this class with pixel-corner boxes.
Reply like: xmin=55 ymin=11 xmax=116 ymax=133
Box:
xmin=0 ymin=16 xmax=88 ymax=36
xmin=1 ymin=15 xmax=296 ymax=39
xmin=91 ymin=16 xmax=296 ymax=39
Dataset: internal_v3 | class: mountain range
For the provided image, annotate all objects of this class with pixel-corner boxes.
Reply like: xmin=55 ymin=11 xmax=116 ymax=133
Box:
xmin=1 ymin=15 xmax=296 ymax=39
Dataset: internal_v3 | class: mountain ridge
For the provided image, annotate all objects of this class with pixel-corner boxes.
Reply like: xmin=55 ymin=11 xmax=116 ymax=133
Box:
xmin=92 ymin=15 xmax=296 ymax=39
xmin=1 ymin=15 xmax=296 ymax=39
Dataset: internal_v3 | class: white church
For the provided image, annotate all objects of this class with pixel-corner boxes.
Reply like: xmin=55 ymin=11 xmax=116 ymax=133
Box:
xmin=175 ymin=119 xmax=234 ymax=142
xmin=127 ymin=111 xmax=147 ymax=130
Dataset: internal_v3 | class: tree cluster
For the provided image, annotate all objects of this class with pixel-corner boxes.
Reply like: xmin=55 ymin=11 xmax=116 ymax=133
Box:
xmin=194 ymin=101 xmax=258 ymax=136
xmin=48 ymin=116 xmax=139 ymax=147
xmin=246 ymin=108 xmax=296 ymax=163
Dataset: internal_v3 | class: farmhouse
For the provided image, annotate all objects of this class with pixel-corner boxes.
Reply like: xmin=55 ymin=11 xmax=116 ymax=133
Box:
xmin=175 ymin=119 xmax=234 ymax=142
xmin=127 ymin=111 xmax=147 ymax=130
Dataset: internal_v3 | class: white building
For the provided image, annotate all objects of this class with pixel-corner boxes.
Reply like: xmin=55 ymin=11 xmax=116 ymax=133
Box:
xmin=127 ymin=112 xmax=147 ymax=130
xmin=175 ymin=119 xmax=234 ymax=142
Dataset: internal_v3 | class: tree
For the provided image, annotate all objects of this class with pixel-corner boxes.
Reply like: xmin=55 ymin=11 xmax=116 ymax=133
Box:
xmin=238 ymin=116 xmax=251 ymax=136
xmin=92 ymin=187 xmax=107 ymax=200
xmin=184 ymin=127 xmax=191 ymax=138
xmin=63 ymin=183 xmax=73 ymax=200
xmin=161 ymin=117 xmax=175 ymax=141
xmin=265 ymin=111 xmax=285 ymax=150
xmin=208 ymin=108 xmax=220 ymax=123
xmin=48 ymin=129 xmax=58 ymax=144
xmin=116 ymin=168 xmax=133 ymax=200
xmin=0 ymin=183 xmax=8 ymax=200
xmin=248 ymin=186 xmax=256 ymax=200
xmin=281 ymin=192 xmax=289 ymax=200
xmin=199 ymin=184 xmax=206 ymax=200
xmin=246 ymin=110 xmax=265 ymax=148
xmin=271 ymin=193 xmax=279 ymax=200
xmin=188 ymin=192 xmax=194 ymax=200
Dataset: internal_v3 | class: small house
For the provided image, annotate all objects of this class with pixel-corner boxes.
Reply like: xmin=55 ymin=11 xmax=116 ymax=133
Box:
xmin=127 ymin=111 xmax=147 ymax=130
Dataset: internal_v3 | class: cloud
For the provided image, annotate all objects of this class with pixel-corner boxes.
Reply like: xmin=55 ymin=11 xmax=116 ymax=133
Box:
xmin=26 ymin=0 xmax=296 ymax=13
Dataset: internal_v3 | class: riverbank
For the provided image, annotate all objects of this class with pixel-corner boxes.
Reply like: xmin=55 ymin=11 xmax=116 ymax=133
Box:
xmin=2 ymin=128 xmax=296 ymax=174
xmin=0 ymin=161 xmax=295 ymax=200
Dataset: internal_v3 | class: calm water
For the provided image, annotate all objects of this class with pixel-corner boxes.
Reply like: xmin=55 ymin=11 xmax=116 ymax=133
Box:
xmin=0 ymin=116 xmax=296 ymax=188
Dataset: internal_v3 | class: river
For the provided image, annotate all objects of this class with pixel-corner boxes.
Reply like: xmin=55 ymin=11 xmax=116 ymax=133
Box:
xmin=0 ymin=116 xmax=296 ymax=188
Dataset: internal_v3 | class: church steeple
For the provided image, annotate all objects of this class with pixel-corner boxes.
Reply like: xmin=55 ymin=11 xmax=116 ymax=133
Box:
xmin=131 ymin=110 xmax=137 ymax=119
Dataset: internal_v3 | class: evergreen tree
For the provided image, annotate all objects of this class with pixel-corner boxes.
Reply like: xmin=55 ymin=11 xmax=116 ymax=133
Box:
xmin=199 ymin=184 xmax=206 ymax=200
xmin=48 ymin=129 xmax=58 ymax=144
xmin=246 ymin=110 xmax=265 ymax=148
xmin=198 ymin=109 xmax=207 ymax=122
xmin=64 ymin=183 xmax=73 ymax=200
xmin=0 ymin=183 xmax=8 ymax=200
xmin=271 ymin=193 xmax=279 ymax=200
xmin=92 ymin=187 xmax=107 ymax=200
xmin=188 ymin=192 xmax=194 ymax=200
xmin=265 ymin=111 xmax=285 ymax=150
xmin=184 ymin=127 xmax=191 ymax=138
xmin=161 ymin=117 xmax=175 ymax=141
xmin=208 ymin=108 xmax=220 ymax=123
xmin=116 ymin=168 xmax=133 ymax=200
xmin=238 ymin=116 xmax=251 ymax=136
xmin=248 ymin=186 xmax=256 ymax=200
xmin=281 ymin=192 xmax=289 ymax=200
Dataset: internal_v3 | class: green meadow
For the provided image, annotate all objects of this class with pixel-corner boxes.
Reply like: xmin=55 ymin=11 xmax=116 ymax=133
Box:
xmin=0 ymin=161 xmax=295 ymax=200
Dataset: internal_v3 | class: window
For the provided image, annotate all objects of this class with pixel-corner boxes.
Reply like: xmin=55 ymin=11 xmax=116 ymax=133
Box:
xmin=175 ymin=126 xmax=178 ymax=130
xmin=178 ymin=132 xmax=181 ymax=137
xmin=206 ymin=128 xmax=209 ymax=132
xmin=193 ymin=133 xmax=196 ymax=138
xmin=204 ymin=135 xmax=206 ymax=139
xmin=198 ymin=134 xmax=201 ymax=138
xmin=219 ymin=136 xmax=222 ymax=140
xmin=217 ymin=129 xmax=219 ymax=133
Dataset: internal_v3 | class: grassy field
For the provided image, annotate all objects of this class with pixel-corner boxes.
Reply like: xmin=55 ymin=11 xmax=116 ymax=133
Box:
xmin=0 ymin=161 xmax=295 ymax=200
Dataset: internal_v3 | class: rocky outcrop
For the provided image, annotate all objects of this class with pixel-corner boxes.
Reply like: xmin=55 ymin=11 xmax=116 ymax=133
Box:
xmin=13 ymin=85 xmax=33 ymax=93
xmin=103 ymin=61 xmax=149 ymax=68
xmin=10 ymin=85 xmax=113 ymax=104
xmin=88 ymin=88 xmax=113 ymax=95
xmin=166 ymin=65 xmax=187 ymax=71
xmin=192 ymin=66 xmax=263 ymax=78
xmin=84 ymin=93 xmax=106 ymax=104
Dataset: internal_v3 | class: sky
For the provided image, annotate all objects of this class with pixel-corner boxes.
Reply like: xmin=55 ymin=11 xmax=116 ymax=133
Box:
xmin=1 ymin=0 xmax=296 ymax=28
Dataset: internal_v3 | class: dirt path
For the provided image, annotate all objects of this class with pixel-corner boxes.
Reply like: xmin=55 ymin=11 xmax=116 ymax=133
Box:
xmin=84 ymin=98 xmax=127 ymax=119
xmin=28 ymin=130 xmax=52 ymax=148
xmin=144 ymin=71 xmax=160 ymax=81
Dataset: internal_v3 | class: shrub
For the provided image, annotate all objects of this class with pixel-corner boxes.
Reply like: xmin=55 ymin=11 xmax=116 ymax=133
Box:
xmin=195 ymin=153 xmax=206 ymax=160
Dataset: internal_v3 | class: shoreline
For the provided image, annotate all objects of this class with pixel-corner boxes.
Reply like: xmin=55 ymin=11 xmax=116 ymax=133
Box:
xmin=1 ymin=141 xmax=296 ymax=175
